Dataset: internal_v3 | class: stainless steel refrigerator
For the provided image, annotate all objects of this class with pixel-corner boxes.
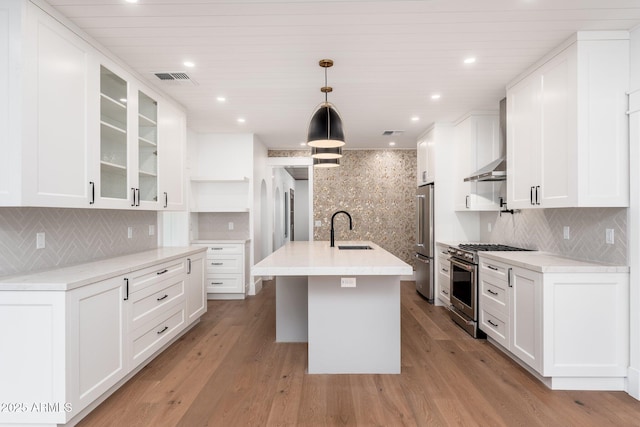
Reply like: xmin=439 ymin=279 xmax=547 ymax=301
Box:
xmin=415 ymin=183 xmax=434 ymax=302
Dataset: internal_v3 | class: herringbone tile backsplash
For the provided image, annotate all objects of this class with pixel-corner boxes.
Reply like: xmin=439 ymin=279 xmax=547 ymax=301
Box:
xmin=480 ymin=208 xmax=627 ymax=265
xmin=0 ymin=208 xmax=158 ymax=277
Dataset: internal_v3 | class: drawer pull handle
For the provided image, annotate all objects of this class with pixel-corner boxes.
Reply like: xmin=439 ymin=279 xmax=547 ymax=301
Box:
xmin=487 ymin=319 xmax=499 ymax=328
xmin=487 ymin=289 xmax=499 ymax=296
xmin=211 ymin=262 xmax=223 ymax=266
xmin=487 ymin=265 xmax=499 ymax=271
xmin=442 ymin=289 xmax=448 ymax=295
xmin=157 ymin=294 xmax=168 ymax=301
xmin=211 ymin=247 xmax=223 ymax=250
xmin=157 ymin=326 xmax=169 ymax=335
xmin=442 ymin=268 xmax=449 ymax=273
xmin=156 ymin=269 xmax=169 ymax=275
xmin=211 ymin=282 xmax=223 ymax=285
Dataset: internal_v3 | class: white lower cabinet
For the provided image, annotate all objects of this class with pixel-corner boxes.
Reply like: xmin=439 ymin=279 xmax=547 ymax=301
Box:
xmin=478 ymin=254 xmax=628 ymax=390
xmin=74 ymin=275 xmax=128 ymax=414
xmin=0 ymin=248 xmax=205 ymax=426
xmin=196 ymin=240 xmax=249 ymax=299
xmin=435 ymin=245 xmax=450 ymax=306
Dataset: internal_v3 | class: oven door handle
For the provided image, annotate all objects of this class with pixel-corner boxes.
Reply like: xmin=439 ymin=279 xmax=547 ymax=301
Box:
xmin=449 ymin=257 xmax=475 ymax=272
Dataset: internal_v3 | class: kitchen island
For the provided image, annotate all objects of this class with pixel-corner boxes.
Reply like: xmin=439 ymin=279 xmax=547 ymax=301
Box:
xmin=252 ymin=241 xmax=412 ymax=374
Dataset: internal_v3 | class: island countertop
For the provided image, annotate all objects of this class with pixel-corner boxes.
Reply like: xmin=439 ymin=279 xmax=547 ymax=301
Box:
xmin=252 ymin=241 xmax=412 ymax=276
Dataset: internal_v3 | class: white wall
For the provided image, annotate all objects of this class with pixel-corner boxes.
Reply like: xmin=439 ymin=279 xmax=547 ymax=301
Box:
xmin=272 ymin=167 xmax=295 ymax=250
xmin=627 ymin=25 xmax=640 ymax=400
xmin=294 ymin=179 xmax=310 ymax=241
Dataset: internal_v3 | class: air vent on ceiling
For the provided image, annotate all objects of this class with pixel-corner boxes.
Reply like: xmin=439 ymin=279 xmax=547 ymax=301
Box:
xmin=153 ymin=72 xmax=198 ymax=86
xmin=382 ymin=130 xmax=404 ymax=136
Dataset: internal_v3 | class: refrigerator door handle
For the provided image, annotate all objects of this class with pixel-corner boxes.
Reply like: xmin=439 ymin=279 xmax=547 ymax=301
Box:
xmin=416 ymin=195 xmax=425 ymax=247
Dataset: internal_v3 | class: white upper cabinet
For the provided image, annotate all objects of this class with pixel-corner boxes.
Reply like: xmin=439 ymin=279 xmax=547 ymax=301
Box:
xmin=454 ymin=113 xmax=502 ymax=211
xmin=507 ymin=32 xmax=629 ymax=209
xmin=0 ymin=2 xmax=93 ymax=208
xmin=416 ymin=131 xmax=435 ymax=186
xmin=0 ymin=1 xmax=185 ymax=210
xmin=158 ymin=101 xmax=186 ymax=210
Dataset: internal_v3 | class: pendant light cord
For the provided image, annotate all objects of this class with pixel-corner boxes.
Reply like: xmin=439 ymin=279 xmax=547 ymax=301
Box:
xmin=324 ymin=66 xmax=328 ymax=103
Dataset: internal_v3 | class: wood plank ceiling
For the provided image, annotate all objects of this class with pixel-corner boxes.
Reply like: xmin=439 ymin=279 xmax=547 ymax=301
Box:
xmin=43 ymin=0 xmax=640 ymax=149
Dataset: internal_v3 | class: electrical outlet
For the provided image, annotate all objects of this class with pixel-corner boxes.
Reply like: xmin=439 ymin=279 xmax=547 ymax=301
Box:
xmin=563 ymin=226 xmax=570 ymax=240
xmin=149 ymin=225 xmax=155 ymax=236
xmin=341 ymin=277 xmax=356 ymax=288
xmin=228 ymin=222 xmax=234 ymax=231
xmin=315 ymin=220 xmax=322 ymax=227
xmin=36 ymin=232 xmax=45 ymax=249
xmin=487 ymin=222 xmax=492 ymax=232
xmin=606 ymin=228 xmax=615 ymax=245
xmin=127 ymin=227 xmax=133 ymax=239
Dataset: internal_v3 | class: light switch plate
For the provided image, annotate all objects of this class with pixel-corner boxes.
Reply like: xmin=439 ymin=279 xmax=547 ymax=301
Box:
xmin=563 ymin=226 xmax=570 ymax=240
xmin=606 ymin=228 xmax=615 ymax=245
xmin=228 ymin=222 xmax=234 ymax=230
xmin=315 ymin=220 xmax=322 ymax=227
xmin=341 ymin=277 xmax=356 ymax=288
xmin=149 ymin=225 xmax=155 ymax=236
xmin=127 ymin=227 xmax=133 ymax=239
xmin=36 ymin=232 xmax=45 ymax=249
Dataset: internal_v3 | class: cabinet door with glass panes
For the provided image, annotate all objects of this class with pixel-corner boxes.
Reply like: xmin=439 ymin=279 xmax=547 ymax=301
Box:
xmin=96 ymin=65 xmax=161 ymax=209
xmin=97 ymin=65 xmax=133 ymax=208
xmin=137 ymin=90 xmax=159 ymax=207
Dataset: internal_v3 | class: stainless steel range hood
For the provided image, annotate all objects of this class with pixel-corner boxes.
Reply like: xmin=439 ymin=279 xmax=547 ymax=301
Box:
xmin=464 ymin=97 xmax=507 ymax=183
xmin=463 ymin=156 xmax=506 ymax=182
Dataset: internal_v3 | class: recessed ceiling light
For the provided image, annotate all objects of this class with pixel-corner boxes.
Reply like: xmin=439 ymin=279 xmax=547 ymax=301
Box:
xmin=411 ymin=116 xmax=420 ymax=122
xmin=464 ymin=57 xmax=476 ymax=64
xmin=299 ymin=142 xmax=307 ymax=146
xmin=431 ymin=94 xmax=441 ymax=100
xmin=237 ymin=118 xmax=246 ymax=123
xmin=183 ymin=61 xmax=195 ymax=68
xmin=119 ymin=98 xmax=127 ymax=103
xmin=389 ymin=141 xmax=396 ymax=146
xmin=216 ymin=96 xmax=226 ymax=102
xmin=125 ymin=0 xmax=138 ymax=3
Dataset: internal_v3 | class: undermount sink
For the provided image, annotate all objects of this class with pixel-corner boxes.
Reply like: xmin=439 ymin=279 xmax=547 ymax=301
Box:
xmin=338 ymin=245 xmax=373 ymax=250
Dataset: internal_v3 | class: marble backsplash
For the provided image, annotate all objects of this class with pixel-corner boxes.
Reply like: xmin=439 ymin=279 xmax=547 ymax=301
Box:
xmin=479 ymin=207 xmax=627 ymax=265
xmin=313 ymin=150 xmax=417 ymax=268
xmin=0 ymin=207 xmax=158 ymax=277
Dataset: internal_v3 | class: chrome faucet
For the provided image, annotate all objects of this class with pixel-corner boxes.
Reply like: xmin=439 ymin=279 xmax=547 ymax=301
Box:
xmin=330 ymin=210 xmax=353 ymax=247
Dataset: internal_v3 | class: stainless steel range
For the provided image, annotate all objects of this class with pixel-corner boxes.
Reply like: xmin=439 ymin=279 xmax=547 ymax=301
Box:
xmin=448 ymin=243 xmax=531 ymax=338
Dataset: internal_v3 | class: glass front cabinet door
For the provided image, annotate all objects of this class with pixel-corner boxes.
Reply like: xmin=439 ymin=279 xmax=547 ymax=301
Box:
xmin=99 ymin=65 xmax=129 ymax=204
xmin=96 ymin=65 xmax=161 ymax=209
xmin=137 ymin=91 xmax=158 ymax=205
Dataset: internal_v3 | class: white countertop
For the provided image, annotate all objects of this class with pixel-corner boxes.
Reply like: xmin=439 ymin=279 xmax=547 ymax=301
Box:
xmin=252 ymin=241 xmax=412 ymax=276
xmin=192 ymin=239 xmax=250 ymax=244
xmin=0 ymin=246 xmax=207 ymax=291
xmin=479 ymin=251 xmax=629 ymax=273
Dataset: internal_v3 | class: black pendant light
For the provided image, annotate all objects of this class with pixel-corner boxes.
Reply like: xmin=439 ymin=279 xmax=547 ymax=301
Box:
xmin=311 ymin=146 xmax=342 ymax=159
xmin=313 ymin=157 xmax=340 ymax=168
xmin=307 ymin=59 xmax=345 ymax=149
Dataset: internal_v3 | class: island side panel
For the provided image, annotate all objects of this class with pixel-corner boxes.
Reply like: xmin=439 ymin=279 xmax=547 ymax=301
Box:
xmin=275 ymin=276 xmax=308 ymax=342
xmin=307 ymin=275 xmax=401 ymax=374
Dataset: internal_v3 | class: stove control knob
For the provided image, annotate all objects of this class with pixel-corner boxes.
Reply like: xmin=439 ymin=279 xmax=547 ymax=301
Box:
xmin=466 ymin=253 xmax=473 ymax=260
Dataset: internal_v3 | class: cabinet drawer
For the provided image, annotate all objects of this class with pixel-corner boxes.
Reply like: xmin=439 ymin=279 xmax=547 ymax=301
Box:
xmin=126 ymin=258 xmax=186 ymax=294
xmin=437 ymin=272 xmax=450 ymax=304
xmin=479 ymin=259 xmax=509 ymax=280
xmin=131 ymin=304 xmax=185 ymax=366
xmin=206 ymin=275 xmax=243 ymax=294
xmin=480 ymin=278 xmax=508 ymax=315
xmin=437 ymin=259 xmax=450 ymax=278
xmin=480 ymin=309 xmax=508 ymax=347
xmin=204 ymin=243 xmax=243 ymax=256
xmin=206 ymin=254 xmax=242 ymax=274
xmin=130 ymin=278 xmax=185 ymax=329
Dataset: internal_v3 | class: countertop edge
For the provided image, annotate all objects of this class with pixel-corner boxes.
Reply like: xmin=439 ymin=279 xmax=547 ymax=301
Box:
xmin=0 ymin=246 xmax=208 ymax=291
xmin=478 ymin=251 xmax=630 ymax=273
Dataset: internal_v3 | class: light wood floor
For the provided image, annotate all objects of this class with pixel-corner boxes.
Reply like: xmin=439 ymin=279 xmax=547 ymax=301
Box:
xmin=79 ymin=281 xmax=640 ymax=426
